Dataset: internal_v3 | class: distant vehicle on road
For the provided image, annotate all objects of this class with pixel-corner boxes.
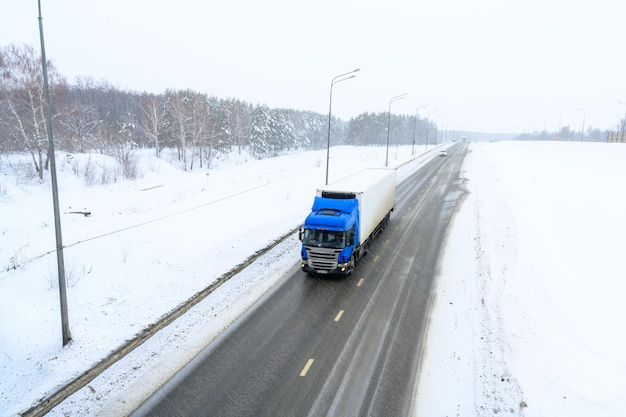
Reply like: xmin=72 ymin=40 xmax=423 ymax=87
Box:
xmin=439 ymin=150 xmax=448 ymax=157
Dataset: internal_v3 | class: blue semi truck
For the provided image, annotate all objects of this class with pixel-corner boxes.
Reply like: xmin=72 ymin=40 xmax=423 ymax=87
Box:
xmin=299 ymin=168 xmax=396 ymax=275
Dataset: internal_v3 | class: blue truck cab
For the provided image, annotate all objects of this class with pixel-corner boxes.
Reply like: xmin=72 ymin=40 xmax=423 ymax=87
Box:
xmin=300 ymin=194 xmax=359 ymax=275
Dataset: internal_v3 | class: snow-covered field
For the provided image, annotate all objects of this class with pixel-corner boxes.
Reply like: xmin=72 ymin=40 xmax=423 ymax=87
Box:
xmin=415 ymin=141 xmax=626 ymax=417
xmin=1 ymin=141 xmax=625 ymax=416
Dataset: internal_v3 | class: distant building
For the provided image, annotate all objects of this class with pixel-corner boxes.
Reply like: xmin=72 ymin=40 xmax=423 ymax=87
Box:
xmin=607 ymin=131 xmax=626 ymax=143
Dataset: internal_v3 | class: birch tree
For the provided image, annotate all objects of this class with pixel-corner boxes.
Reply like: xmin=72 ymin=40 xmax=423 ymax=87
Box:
xmin=139 ymin=93 xmax=167 ymax=157
xmin=187 ymin=91 xmax=209 ymax=170
xmin=167 ymin=90 xmax=190 ymax=170
xmin=226 ymin=99 xmax=252 ymax=154
xmin=0 ymin=44 xmax=66 ymax=179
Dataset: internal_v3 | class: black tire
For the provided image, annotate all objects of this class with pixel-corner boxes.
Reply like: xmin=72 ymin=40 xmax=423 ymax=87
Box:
xmin=347 ymin=255 xmax=356 ymax=275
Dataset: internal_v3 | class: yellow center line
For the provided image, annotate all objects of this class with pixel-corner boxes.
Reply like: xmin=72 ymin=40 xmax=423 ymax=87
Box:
xmin=357 ymin=278 xmax=364 ymax=287
xmin=300 ymin=358 xmax=314 ymax=377
xmin=373 ymin=255 xmax=380 ymax=263
xmin=334 ymin=310 xmax=344 ymax=322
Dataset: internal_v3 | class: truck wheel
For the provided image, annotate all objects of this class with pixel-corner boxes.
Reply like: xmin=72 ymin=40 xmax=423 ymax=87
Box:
xmin=348 ymin=256 xmax=356 ymax=275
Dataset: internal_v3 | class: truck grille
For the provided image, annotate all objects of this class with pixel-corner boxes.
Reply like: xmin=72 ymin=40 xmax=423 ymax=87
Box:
xmin=304 ymin=246 xmax=342 ymax=271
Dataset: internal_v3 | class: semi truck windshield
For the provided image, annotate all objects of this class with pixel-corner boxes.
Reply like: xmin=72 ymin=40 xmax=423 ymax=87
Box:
xmin=302 ymin=229 xmax=345 ymax=248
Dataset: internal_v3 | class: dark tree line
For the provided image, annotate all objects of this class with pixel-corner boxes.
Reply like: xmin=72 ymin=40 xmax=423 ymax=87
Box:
xmin=1 ymin=44 xmax=437 ymax=180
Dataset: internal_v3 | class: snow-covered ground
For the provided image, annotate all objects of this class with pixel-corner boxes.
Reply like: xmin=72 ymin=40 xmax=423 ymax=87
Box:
xmin=1 ymin=141 xmax=625 ymax=416
xmin=415 ymin=141 xmax=626 ymax=417
xmin=0 ymin=144 xmax=438 ymax=416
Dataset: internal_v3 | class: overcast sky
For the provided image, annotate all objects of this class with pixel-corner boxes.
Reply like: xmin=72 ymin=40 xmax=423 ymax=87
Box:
xmin=3 ymin=0 xmax=625 ymax=134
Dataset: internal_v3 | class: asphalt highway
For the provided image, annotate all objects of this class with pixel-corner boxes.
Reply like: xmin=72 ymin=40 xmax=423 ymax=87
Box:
xmin=132 ymin=143 xmax=469 ymax=417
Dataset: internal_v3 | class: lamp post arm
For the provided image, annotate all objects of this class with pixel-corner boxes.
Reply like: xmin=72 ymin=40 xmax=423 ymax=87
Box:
xmin=325 ymin=69 xmax=360 ymax=184
xmin=385 ymin=93 xmax=407 ymax=167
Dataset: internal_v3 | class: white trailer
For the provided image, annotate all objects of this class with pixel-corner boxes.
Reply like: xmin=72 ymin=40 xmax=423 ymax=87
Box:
xmin=300 ymin=168 xmax=396 ymax=274
xmin=316 ymin=168 xmax=396 ymax=246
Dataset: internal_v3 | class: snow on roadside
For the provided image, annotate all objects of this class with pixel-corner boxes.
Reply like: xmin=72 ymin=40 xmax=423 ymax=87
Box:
xmin=0 ymin=144 xmax=440 ymax=417
xmin=415 ymin=141 xmax=626 ymax=417
xmin=7 ymin=140 xmax=624 ymax=417
xmin=52 ymin=236 xmax=305 ymax=417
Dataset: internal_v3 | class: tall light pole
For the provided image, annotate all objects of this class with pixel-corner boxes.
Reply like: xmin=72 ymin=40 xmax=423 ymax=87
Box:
xmin=577 ymin=108 xmax=586 ymax=141
xmin=425 ymin=108 xmax=438 ymax=149
xmin=436 ymin=114 xmax=445 ymax=145
xmin=555 ymin=113 xmax=562 ymax=140
xmin=411 ymin=104 xmax=428 ymax=155
xmin=441 ymin=118 xmax=448 ymax=143
xmin=442 ymin=117 xmax=450 ymax=143
xmin=617 ymin=100 xmax=626 ymax=135
xmin=38 ymin=0 xmax=71 ymax=346
xmin=385 ymin=93 xmax=407 ymax=167
xmin=325 ymin=68 xmax=359 ymax=185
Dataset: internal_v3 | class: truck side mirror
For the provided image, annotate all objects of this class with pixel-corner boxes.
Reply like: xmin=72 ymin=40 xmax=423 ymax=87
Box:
xmin=298 ymin=228 xmax=303 ymax=241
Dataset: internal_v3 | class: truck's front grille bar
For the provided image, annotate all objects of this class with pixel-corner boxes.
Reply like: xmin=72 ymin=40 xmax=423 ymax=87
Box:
xmin=304 ymin=247 xmax=342 ymax=271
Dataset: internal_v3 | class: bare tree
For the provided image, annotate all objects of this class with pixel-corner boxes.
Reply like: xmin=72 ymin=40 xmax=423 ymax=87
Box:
xmin=57 ymin=105 xmax=99 ymax=152
xmin=140 ymin=93 xmax=167 ymax=157
xmin=226 ymin=99 xmax=252 ymax=154
xmin=0 ymin=44 xmax=66 ymax=179
xmin=167 ymin=90 xmax=190 ymax=170
xmin=187 ymin=92 xmax=211 ymax=170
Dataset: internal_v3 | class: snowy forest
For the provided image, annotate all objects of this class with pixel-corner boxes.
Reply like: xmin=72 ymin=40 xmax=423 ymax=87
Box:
xmin=4 ymin=42 xmax=619 ymax=187
xmin=0 ymin=44 xmax=440 ymax=182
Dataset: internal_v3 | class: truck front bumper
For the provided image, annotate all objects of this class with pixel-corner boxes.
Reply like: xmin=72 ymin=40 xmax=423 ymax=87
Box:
xmin=301 ymin=259 xmax=350 ymax=275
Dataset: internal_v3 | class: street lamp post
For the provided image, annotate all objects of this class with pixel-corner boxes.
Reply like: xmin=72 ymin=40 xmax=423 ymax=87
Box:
xmin=38 ymin=0 xmax=71 ymax=346
xmin=411 ymin=104 xmax=428 ymax=155
xmin=385 ymin=93 xmax=407 ymax=167
xmin=440 ymin=117 xmax=448 ymax=143
xmin=555 ymin=113 xmax=562 ymax=140
xmin=617 ymin=100 xmax=626 ymax=134
xmin=425 ymin=109 xmax=438 ymax=149
xmin=577 ymin=108 xmax=586 ymax=141
xmin=436 ymin=114 xmax=445 ymax=145
xmin=325 ymin=68 xmax=360 ymax=185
